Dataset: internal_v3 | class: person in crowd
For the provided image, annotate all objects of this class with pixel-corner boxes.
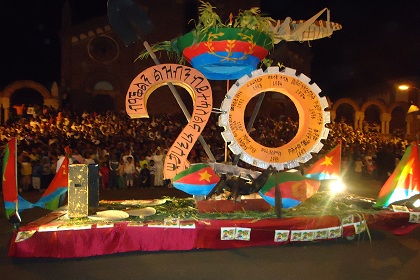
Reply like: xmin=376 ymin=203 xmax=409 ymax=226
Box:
xmin=95 ymin=146 xmax=109 ymax=167
xmin=12 ymin=103 xmax=25 ymax=118
xmin=117 ymin=159 xmax=126 ymax=189
xmin=31 ymin=159 xmax=42 ymax=191
xmin=49 ymin=151 xmax=58 ymax=177
xmin=134 ymin=161 xmax=142 ymax=188
xmin=99 ymin=161 xmax=110 ymax=190
xmin=139 ymin=154 xmax=149 ymax=172
xmin=56 ymin=148 xmax=72 ymax=173
xmin=71 ymin=148 xmax=84 ymax=164
xmin=40 ymin=152 xmax=51 ymax=190
xmin=353 ymin=156 xmax=364 ymax=180
xmin=0 ymin=109 xmax=411 ymax=193
xmin=108 ymin=154 xmax=120 ymax=189
xmin=20 ymin=155 xmax=32 ymax=192
xmin=149 ymin=159 xmax=156 ymax=188
xmin=152 ymin=149 xmax=164 ymax=187
xmin=145 ymin=150 xmax=153 ymax=166
xmin=121 ymin=149 xmax=134 ymax=164
xmin=83 ymin=150 xmax=96 ymax=165
xmin=140 ymin=163 xmax=151 ymax=188
xmin=364 ymin=155 xmax=376 ymax=179
xmin=28 ymin=147 xmax=40 ymax=162
xmin=123 ymin=156 xmax=135 ymax=189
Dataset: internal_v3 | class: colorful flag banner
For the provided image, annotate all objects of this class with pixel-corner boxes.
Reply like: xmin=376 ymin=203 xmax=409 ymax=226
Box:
xmin=374 ymin=142 xmax=420 ymax=208
xmin=305 ymin=144 xmax=341 ymax=180
xmin=172 ymin=163 xmax=220 ymax=196
xmin=34 ymin=152 xmax=69 ymax=210
xmin=2 ymin=138 xmax=34 ymax=217
xmin=259 ymin=171 xmax=321 ymax=208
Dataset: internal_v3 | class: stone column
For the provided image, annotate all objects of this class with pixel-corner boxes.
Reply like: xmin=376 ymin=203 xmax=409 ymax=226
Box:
xmin=355 ymin=111 xmax=364 ymax=130
xmin=406 ymin=113 xmax=417 ymax=135
xmin=330 ymin=110 xmax=336 ymax=123
xmin=44 ymin=98 xmax=60 ymax=110
xmin=380 ymin=112 xmax=391 ymax=134
xmin=0 ymin=97 xmax=10 ymax=123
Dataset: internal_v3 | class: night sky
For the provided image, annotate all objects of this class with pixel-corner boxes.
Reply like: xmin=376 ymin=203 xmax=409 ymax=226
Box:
xmin=1 ymin=0 xmax=419 ymax=101
xmin=261 ymin=0 xmax=420 ymax=100
xmin=0 ymin=0 xmax=107 ymax=89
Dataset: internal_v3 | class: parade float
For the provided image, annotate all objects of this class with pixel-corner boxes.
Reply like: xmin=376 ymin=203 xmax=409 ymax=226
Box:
xmin=5 ymin=1 xmax=420 ymax=258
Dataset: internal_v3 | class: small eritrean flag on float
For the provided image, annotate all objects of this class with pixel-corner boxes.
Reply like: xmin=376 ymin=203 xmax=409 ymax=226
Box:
xmin=2 ymin=138 xmax=34 ymax=218
xmin=305 ymin=143 xmax=341 ymax=180
xmin=374 ymin=142 xmax=420 ymax=208
xmin=35 ymin=148 xmax=70 ymax=210
xmin=172 ymin=163 xmax=220 ymax=196
xmin=259 ymin=172 xmax=321 ymax=208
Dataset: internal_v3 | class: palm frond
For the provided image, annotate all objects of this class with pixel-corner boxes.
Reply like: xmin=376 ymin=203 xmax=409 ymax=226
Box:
xmin=196 ymin=1 xmax=225 ymax=33
xmin=135 ymin=40 xmax=183 ymax=63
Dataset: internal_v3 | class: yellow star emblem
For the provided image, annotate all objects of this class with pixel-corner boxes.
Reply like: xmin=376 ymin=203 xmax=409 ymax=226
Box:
xmin=402 ymin=158 xmax=414 ymax=176
xmin=199 ymin=170 xmax=212 ymax=182
xmin=320 ymin=155 xmax=333 ymax=166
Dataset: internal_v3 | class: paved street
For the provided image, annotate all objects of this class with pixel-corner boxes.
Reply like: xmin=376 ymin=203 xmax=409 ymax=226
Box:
xmin=1 ymin=180 xmax=420 ymax=280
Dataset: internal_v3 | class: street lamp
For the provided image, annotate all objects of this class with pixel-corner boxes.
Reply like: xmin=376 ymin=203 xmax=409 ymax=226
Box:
xmin=398 ymin=85 xmax=420 ymax=113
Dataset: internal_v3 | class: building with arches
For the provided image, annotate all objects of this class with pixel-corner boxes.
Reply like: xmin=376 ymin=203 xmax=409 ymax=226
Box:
xmin=0 ymin=0 xmax=418 ymax=139
xmin=0 ymin=80 xmax=59 ymax=122
xmin=330 ymin=97 xmax=417 ymax=137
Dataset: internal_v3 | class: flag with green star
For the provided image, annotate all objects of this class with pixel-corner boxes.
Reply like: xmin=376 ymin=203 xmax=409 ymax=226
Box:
xmin=172 ymin=163 xmax=220 ymax=195
xmin=305 ymin=143 xmax=341 ymax=180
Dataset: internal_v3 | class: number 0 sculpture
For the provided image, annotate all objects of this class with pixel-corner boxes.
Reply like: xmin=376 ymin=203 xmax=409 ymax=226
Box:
xmin=218 ymin=67 xmax=330 ymax=170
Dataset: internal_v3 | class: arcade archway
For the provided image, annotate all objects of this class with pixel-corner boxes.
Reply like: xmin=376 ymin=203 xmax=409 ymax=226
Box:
xmin=0 ymin=80 xmax=59 ymax=123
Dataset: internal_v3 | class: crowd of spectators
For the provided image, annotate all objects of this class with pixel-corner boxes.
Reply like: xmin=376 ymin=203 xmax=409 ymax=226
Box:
xmin=0 ymin=105 xmax=411 ymax=193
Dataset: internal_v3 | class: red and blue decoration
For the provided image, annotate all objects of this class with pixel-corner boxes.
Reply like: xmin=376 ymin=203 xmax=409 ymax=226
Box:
xmin=177 ymin=27 xmax=273 ymax=80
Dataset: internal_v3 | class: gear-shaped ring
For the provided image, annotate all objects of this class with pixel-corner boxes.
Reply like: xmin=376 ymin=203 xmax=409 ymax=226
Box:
xmin=218 ymin=67 xmax=330 ymax=170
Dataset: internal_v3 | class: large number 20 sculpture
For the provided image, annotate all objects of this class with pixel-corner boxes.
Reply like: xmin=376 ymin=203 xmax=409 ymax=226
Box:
xmin=126 ymin=64 xmax=330 ymax=179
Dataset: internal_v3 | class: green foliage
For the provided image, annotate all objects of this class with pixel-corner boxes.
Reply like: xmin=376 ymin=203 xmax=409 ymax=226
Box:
xmin=136 ymin=1 xmax=276 ymax=67
xmin=233 ymin=7 xmax=276 ymax=35
xmin=95 ymin=193 xmax=378 ymax=221
xmin=196 ymin=1 xmax=224 ymax=32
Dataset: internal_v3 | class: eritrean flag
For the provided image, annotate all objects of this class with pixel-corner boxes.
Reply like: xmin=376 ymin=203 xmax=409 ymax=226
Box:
xmin=2 ymin=138 xmax=34 ymax=218
xmin=374 ymin=142 xmax=420 ymax=208
xmin=172 ymin=163 xmax=220 ymax=196
xmin=34 ymin=151 xmax=69 ymax=210
xmin=259 ymin=172 xmax=321 ymax=208
xmin=305 ymin=143 xmax=341 ymax=180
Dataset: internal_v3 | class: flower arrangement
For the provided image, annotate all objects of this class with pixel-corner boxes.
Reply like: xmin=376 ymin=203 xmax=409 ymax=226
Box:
xmin=137 ymin=1 xmax=276 ymax=80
